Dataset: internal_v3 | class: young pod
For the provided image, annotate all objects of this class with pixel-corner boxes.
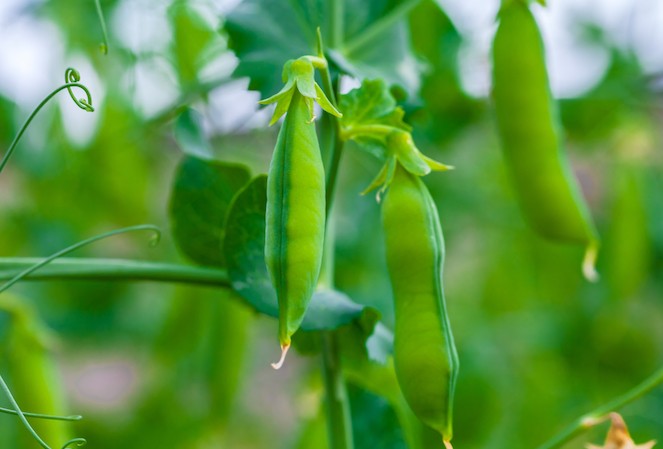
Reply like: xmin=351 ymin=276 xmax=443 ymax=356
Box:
xmin=382 ymin=165 xmax=459 ymax=443
xmin=265 ymin=89 xmax=326 ymax=367
xmin=492 ymin=0 xmax=599 ymax=280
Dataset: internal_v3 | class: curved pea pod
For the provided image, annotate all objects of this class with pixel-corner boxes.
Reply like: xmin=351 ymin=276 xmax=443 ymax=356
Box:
xmin=381 ymin=165 xmax=459 ymax=444
xmin=492 ymin=0 xmax=599 ymax=281
xmin=0 ymin=295 xmax=71 ymax=447
xmin=265 ymin=90 xmax=327 ymax=368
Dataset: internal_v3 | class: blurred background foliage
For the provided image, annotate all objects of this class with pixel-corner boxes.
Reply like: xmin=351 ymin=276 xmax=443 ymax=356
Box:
xmin=0 ymin=0 xmax=662 ymax=448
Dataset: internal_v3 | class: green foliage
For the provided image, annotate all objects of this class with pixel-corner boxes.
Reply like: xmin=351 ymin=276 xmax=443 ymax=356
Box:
xmin=1 ymin=0 xmax=663 ymax=448
xmin=169 ymin=156 xmax=251 ymax=267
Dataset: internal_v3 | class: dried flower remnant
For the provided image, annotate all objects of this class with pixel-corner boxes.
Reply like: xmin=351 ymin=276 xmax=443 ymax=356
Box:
xmin=586 ymin=413 xmax=656 ymax=449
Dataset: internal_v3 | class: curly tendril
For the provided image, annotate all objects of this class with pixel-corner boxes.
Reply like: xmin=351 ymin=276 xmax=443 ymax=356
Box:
xmin=61 ymin=438 xmax=87 ymax=449
xmin=0 ymin=68 xmax=94 ymax=175
xmin=0 ymin=224 xmax=160 ymax=449
xmin=64 ymin=68 xmax=94 ymax=112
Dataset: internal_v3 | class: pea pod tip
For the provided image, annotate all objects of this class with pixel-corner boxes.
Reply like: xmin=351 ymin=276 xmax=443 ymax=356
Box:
xmin=582 ymin=242 xmax=600 ymax=283
xmin=443 ymin=439 xmax=454 ymax=449
xmin=271 ymin=344 xmax=291 ymax=370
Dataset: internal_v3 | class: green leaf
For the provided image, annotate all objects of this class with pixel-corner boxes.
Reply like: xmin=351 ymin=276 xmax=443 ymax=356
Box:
xmin=169 ymin=156 xmax=251 ymax=267
xmin=224 ymin=0 xmax=421 ymax=98
xmin=348 ymin=384 xmax=408 ymax=449
xmin=223 ymin=175 xmax=381 ymax=333
xmin=174 ymin=108 xmax=213 ymax=158
xmin=339 ymin=79 xmax=410 ymax=131
xmin=169 ymin=2 xmax=219 ymax=89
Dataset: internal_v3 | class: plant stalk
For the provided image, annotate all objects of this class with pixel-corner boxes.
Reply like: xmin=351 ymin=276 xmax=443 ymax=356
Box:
xmin=322 ymin=332 xmax=354 ymax=449
xmin=0 ymin=258 xmax=230 ymax=287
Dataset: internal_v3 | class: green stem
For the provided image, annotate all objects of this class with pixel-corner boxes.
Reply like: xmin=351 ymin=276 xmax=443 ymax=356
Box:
xmin=315 ymin=29 xmax=354 ymax=449
xmin=94 ymin=0 xmax=110 ymax=54
xmin=331 ymin=1 xmax=343 ymax=48
xmin=340 ymin=124 xmax=394 ymax=141
xmin=343 ymin=0 xmax=423 ymax=55
xmin=537 ymin=366 xmax=663 ymax=449
xmin=0 ymin=258 xmax=230 ymax=287
xmin=322 ymin=332 xmax=355 ymax=449
xmin=0 ymin=225 xmax=159 ymax=294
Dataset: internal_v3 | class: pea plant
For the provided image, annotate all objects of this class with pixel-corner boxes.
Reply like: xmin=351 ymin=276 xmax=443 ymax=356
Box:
xmin=1 ymin=0 xmax=662 ymax=448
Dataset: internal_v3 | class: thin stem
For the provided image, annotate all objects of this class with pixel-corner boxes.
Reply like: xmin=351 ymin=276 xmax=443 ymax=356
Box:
xmin=0 ymin=225 xmax=160 ymax=294
xmin=343 ymin=0 xmax=423 ymax=55
xmin=94 ymin=0 xmax=110 ymax=54
xmin=0 ymin=407 xmax=82 ymax=422
xmin=1 ymin=72 xmax=93 ymax=175
xmin=322 ymin=332 xmax=355 ymax=449
xmin=331 ymin=0 xmax=344 ymax=49
xmin=340 ymin=124 xmax=394 ymax=141
xmin=0 ymin=373 xmax=50 ymax=449
xmin=315 ymin=29 xmax=354 ymax=449
xmin=0 ymin=258 xmax=230 ymax=287
xmin=537 ymin=366 xmax=663 ymax=449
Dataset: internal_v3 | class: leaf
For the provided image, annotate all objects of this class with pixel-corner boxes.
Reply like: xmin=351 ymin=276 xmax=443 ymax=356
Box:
xmin=169 ymin=156 xmax=251 ymax=267
xmin=223 ymin=176 xmax=381 ymax=333
xmin=348 ymin=384 xmax=408 ymax=449
xmin=339 ymin=79 xmax=410 ymax=131
xmin=169 ymin=2 xmax=219 ymax=89
xmin=174 ymin=108 xmax=213 ymax=158
xmin=224 ymin=0 xmax=421 ymax=98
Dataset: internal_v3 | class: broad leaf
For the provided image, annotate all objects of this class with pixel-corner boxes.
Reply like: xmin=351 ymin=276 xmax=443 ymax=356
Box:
xmin=224 ymin=0 xmax=421 ymax=98
xmin=169 ymin=2 xmax=219 ymax=89
xmin=169 ymin=156 xmax=251 ymax=267
xmin=223 ymin=175 xmax=381 ymax=334
xmin=339 ymin=79 xmax=410 ymax=131
xmin=174 ymin=108 xmax=213 ymax=158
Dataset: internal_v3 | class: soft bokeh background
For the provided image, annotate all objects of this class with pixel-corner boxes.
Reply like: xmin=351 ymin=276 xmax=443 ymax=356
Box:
xmin=1 ymin=0 xmax=662 ymax=448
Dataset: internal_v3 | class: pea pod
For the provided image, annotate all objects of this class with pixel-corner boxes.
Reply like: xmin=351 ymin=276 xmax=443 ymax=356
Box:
xmin=492 ymin=0 xmax=599 ymax=280
xmin=261 ymin=57 xmax=341 ymax=368
xmin=382 ymin=165 xmax=459 ymax=444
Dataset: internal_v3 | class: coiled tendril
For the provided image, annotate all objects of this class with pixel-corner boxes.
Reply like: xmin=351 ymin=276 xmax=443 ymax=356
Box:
xmin=0 ymin=224 xmax=161 ymax=449
xmin=0 ymin=67 xmax=94 ymax=175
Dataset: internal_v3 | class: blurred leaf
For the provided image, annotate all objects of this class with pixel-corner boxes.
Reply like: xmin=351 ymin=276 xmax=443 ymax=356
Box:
xmin=348 ymin=384 xmax=407 ymax=449
xmin=169 ymin=1 xmax=218 ymax=89
xmin=174 ymin=108 xmax=213 ymax=158
xmin=169 ymin=156 xmax=251 ymax=267
xmin=223 ymin=176 xmax=380 ymax=333
xmin=225 ymin=0 xmax=421 ymax=98
xmin=409 ymin=0 xmax=481 ymax=142
xmin=560 ymin=48 xmax=650 ymax=143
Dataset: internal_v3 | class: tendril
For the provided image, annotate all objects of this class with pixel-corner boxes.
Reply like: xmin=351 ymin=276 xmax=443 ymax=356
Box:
xmin=94 ymin=0 xmax=109 ymax=54
xmin=0 ymin=373 xmax=51 ymax=449
xmin=61 ymin=438 xmax=87 ymax=449
xmin=0 ymin=224 xmax=160 ymax=449
xmin=0 ymin=68 xmax=94 ymax=175
xmin=0 ymin=224 xmax=161 ymax=294
xmin=64 ymin=68 xmax=94 ymax=112
xmin=0 ymin=406 xmax=82 ymax=422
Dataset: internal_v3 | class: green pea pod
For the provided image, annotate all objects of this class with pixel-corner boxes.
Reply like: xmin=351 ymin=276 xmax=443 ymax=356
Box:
xmin=492 ymin=0 xmax=599 ymax=281
xmin=382 ymin=165 xmax=459 ymax=445
xmin=265 ymin=89 xmax=326 ymax=368
xmin=0 ymin=295 xmax=71 ymax=448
